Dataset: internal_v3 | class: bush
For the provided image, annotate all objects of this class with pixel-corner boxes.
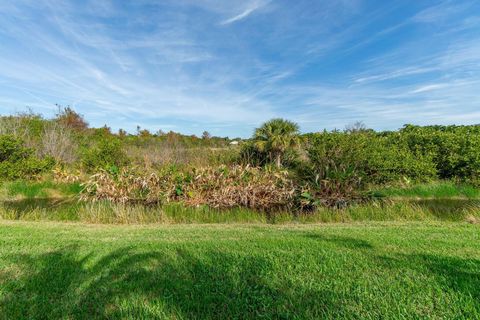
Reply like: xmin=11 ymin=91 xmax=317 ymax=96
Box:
xmin=300 ymin=131 xmax=437 ymax=206
xmin=55 ymin=106 xmax=88 ymax=131
xmin=239 ymin=141 xmax=300 ymax=168
xmin=0 ymin=111 xmax=45 ymax=142
xmin=0 ymin=135 xmax=55 ymax=180
xmin=400 ymin=125 xmax=480 ymax=185
xmin=365 ymin=132 xmax=437 ymax=183
xmin=306 ymin=131 xmax=437 ymax=185
xmin=81 ymin=138 xmax=129 ymax=172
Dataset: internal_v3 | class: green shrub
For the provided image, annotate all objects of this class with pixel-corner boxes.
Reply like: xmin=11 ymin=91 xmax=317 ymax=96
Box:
xmin=0 ymin=135 xmax=54 ymax=180
xmin=0 ymin=134 xmax=32 ymax=162
xmin=306 ymin=131 xmax=437 ymax=185
xmin=366 ymin=132 xmax=437 ymax=183
xmin=400 ymin=125 xmax=480 ymax=184
xmin=238 ymin=140 xmax=300 ymax=168
xmin=300 ymin=131 xmax=437 ymax=206
xmin=81 ymin=138 xmax=129 ymax=172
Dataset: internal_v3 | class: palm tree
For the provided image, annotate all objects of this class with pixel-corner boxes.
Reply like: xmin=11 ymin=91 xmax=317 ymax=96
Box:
xmin=253 ymin=118 xmax=300 ymax=168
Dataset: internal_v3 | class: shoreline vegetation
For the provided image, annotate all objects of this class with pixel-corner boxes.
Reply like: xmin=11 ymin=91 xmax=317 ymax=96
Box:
xmin=0 ymin=109 xmax=479 ymax=224
xmin=1 ymin=180 xmax=479 ymax=224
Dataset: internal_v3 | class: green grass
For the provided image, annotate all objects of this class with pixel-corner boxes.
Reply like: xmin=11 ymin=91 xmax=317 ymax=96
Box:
xmin=0 ymin=221 xmax=478 ymax=319
xmin=373 ymin=181 xmax=480 ymax=199
xmin=0 ymin=180 xmax=479 ymax=224
xmin=1 ymin=199 xmax=479 ymax=224
xmin=1 ymin=180 xmax=82 ymax=199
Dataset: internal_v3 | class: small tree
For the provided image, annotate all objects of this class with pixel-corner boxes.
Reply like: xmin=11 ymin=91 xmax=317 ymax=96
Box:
xmin=345 ymin=121 xmax=367 ymax=133
xmin=139 ymin=129 xmax=152 ymax=138
xmin=40 ymin=122 xmax=77 ymax=164
xmin=202 ymin=131 xmax=211 ymax=140
xmin=55 ymin=105 xmax=88 ymax=131
xmin=118 ymin=129 xmax=127 ymax=138
xmin=253 ymin=118 xmax=300 ymax=168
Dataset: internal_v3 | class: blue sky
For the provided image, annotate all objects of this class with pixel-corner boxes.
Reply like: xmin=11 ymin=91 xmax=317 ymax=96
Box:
xmin=0 ymin=0 xmax=479 ymax=137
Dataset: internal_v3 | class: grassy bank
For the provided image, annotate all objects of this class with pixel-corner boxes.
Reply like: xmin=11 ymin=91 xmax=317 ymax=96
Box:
xmin=0 ymin=221 xmax=478 ymax=319
xmin=1 ymin=199 xmax=479 ymax=224
xmin=0 ymin=180 xmax=479 ymax=224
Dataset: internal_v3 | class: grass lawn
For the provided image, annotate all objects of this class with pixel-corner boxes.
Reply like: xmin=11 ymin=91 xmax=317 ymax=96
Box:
xmin=0 ymin=221 xmax=479 ymax=319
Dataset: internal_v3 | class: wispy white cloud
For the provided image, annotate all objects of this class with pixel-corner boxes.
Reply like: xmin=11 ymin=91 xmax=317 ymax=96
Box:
xmin=410 ymin=84 xmax=448 ymax=94
xmin=220 ymin=0 xmax=270 ymax=25
xmin=354 ymin=66 xmax=437 ymax=84
xmin=0 ymin=0 xmax=479 ymax=136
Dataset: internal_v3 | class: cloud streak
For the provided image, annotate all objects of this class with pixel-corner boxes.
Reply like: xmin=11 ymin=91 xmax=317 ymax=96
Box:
xmin=220 ymin=0 xmax=270 ymax=25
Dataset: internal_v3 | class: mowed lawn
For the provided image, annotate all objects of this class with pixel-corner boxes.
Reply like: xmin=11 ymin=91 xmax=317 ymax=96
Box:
xmin=0 ymin=222 xmax=479 ymax=319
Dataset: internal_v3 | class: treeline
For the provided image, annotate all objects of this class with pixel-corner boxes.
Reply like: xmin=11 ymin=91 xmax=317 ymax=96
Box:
xmin=0 ymin=108 xmax=235 ymax=177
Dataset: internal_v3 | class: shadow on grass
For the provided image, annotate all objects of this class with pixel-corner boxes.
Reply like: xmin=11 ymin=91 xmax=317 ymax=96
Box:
xmin=304 ymin=234 xmax=374 ymax=249
xmin=2 ymin=198 xmax=77 ymax=210
xmin=0 ymin=246 xmax=348 ymax=319
xmin=303 ymin=232 xmax=479 ymax=315
xmin=377 ymin=253 xmax=480 ymax=303
xmin=2 ymin=243 xmax=479 ymax=319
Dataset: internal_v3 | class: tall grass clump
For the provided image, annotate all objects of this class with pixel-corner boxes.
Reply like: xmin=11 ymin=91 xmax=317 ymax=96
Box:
xmin=296 ymin=200 xmax=480 ymax=223
xmin=76 ymin=202 xmax=268 ymax=224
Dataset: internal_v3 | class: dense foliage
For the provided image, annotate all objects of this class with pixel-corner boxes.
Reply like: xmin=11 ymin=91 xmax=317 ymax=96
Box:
xmin=0 ymin=135 xmax=54 ymax=179
xmin=1 ymin=108 xmax=479 ymax=209
xmin=81 ymin=138 xmax=129 ymax=172
xmin=400 ymin=124 xmax=480 ymax=185
xmin=302 ymin=130 xmax=436 ymax=192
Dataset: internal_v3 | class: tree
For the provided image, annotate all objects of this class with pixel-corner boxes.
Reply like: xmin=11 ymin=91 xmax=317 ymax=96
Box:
xmin=40 ymin=122 xmax=77 ymax=164
xmin=253 ymin=118 xmax=300 ymax=168
xmin=118 ymin=129 xmax=127 ymax=138
xmin=81 ymin=138 xmax=129 ymax=172
xmin=202 ymin=131 xmax=211 ymax=140
xmin=345 ymin=121 xmax=367 ymax=133
xmin=55 ymin=105 xmax=88 ymax=131
xmin=138 ymin=129 xmax=152 ymax=138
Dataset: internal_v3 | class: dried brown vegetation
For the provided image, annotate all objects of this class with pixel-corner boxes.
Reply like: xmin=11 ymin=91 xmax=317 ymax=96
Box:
xmin=52 ymin=167 xmax=82 ymax=184
xmin=80 ymin=165 xmax=296 ymax=211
